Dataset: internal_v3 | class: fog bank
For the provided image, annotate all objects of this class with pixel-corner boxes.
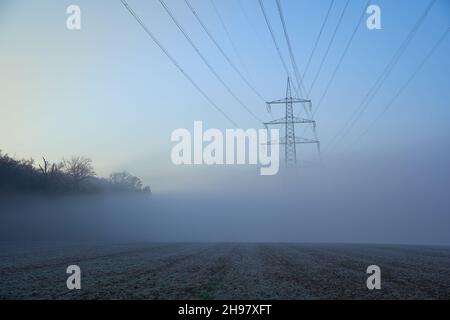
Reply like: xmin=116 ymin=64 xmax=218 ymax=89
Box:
xmin=0 ymin=149 xmax=449 ymax=245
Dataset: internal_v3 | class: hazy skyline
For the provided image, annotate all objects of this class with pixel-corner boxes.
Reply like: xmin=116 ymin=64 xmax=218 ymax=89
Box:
xmin=1 ymin=0 xmax=449 ymax=193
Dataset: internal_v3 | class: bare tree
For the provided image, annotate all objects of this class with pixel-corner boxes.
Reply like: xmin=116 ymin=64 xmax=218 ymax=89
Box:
xmin=40 ymin=157 xmax=63 ymax=176
xmin=143 ymin=186 xmax=152 ymax=195
xmin=39 ymin=157 xmax=49 ymax=175
xmin=1 ymin=150 xmax=152 ymax=195
xmin=62 ymin=156 xmax=95 ymax=182
xmin=109 ymin=171 xmax=142 ymax=191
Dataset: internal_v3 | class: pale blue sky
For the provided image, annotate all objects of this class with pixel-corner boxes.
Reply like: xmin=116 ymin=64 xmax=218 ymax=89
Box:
xmin=1 ymin=0 xmax=449 ymax=192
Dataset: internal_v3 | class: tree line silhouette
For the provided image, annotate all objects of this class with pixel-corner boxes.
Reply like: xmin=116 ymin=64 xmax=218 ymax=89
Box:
xmin=0 ymin=150 xmax=151 ymax=195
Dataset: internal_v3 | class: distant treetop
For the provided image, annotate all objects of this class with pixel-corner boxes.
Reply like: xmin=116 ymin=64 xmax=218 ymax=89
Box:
xmin=0 ymin=150 xmax=151 ymax=196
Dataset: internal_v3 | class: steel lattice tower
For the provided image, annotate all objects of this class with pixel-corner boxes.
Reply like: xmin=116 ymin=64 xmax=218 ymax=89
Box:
xmin=264 ymin=78 xmax=320 ymax=166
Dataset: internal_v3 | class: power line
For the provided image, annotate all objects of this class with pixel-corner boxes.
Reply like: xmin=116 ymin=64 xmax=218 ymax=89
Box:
xmin=158 ymin=0 xmax=263 ymax=123
xmin=303 ymin=0 xmax=335 ymax=86
xmin=350 ymin=27 xmax=449 ymax=147
xmin=184 ymin=0 xmax=266 ymax=102
xmin=274 ymin=0 xmax=329 ymax=146
xmin=314 ymin=0 xmax=370 ymax=117
xmin=325 ymin=0 xmax=437 ymax=152
xmin=209 ymin=0 xmax=252 ymax=81
xmin=307 ymin=0 xmax=350 ymax=97
xmin=236 ymin=0 xmax=280 ymax=70
xmin=119 ymin=0 xmax=239 ymax=127
xmin=275 ymin=0 xmax=307 ymax=98
xmin=258 ymin=0 xmax=300 ymax=98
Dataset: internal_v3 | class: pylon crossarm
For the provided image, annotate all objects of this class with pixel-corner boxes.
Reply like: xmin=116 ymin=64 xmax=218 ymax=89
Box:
xmin=261 ymin=139 xmax=280 ymax=146
xmin=264 ymin=117 xmax=285 ymax=126
xmin=293 ymin=116 xmax=315 ymax=124
xmin=263 ymin=137 xmax=320 ymax=145
xmin=293 ymin=137 xmax=320 ymax=144
xmin=264 ymin=117 xmax=315 ymax=126
xmin=267 ymin=98 xmax=311 ymax=105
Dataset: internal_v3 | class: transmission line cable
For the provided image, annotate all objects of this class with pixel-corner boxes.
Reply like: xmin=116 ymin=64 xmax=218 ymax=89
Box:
xmin=159 ymin=0 xmax=263 ymax=123
xmin=184 ymin=0 xmax=266 ymax=103
xmin=275 ymin=0 xmax=307 ymax=98
xmin=209 ymin=0 xmax=253 ymax=81
xmin=314 ymin=0 xmax=371 ymax=117
xmin=303 ymin=0 xmax=335 ymax=84
xmin=350 ymin=27 xmax=449 ymax=148
xmin=307 ymin=0 xmax=350 ymax=97
xmin=258 ymin=0 xmax=300 ymax=98
xmin=325 ymin=0 xmax=437 ymax=152
xmin=120 ymin=0 xmax=239 ymax=127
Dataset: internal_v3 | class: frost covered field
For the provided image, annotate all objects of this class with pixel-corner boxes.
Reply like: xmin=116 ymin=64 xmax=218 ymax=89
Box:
xmin=1 ymin=243 xmax=450 ymax=300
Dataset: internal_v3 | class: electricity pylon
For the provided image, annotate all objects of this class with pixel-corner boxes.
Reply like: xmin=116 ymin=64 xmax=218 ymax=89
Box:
xmin=264 ymin=78 xmax=320 ymax=166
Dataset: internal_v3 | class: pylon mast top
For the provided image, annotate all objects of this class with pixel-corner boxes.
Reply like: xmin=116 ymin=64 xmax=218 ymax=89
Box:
xmin=266 ymin=78 xmax=310 ymax=113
